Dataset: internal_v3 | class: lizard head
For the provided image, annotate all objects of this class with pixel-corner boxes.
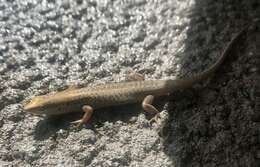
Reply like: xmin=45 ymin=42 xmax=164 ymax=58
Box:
xmin=23 ymin=95 xmax=50 ymax=115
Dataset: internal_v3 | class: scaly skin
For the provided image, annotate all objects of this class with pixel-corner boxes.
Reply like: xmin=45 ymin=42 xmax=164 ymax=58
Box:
xmin=23 ymin=25 xmax=249 ymax=126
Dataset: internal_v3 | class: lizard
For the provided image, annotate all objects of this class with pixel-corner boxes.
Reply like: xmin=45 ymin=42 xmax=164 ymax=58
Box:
xmin=23 ymin=25 xmax=249 ymax=127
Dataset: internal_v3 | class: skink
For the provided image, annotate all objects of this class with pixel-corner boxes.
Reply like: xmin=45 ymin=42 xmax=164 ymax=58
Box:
xmin=24 ymin=26 xmax=248 ymax=127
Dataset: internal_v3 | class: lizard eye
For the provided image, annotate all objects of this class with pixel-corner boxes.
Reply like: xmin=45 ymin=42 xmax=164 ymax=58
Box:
xmin=30 ymin=95 xmax=50 ymax=103
xmin=30 ymin=96 xmax=44 ymax=104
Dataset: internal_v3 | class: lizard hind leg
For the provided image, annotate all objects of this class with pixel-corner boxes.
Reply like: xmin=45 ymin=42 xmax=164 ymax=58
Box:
xmin=126 ymin=69 xmax=145 ymax=81
xmin=71 ymin=105 xmax=93 ymax=128
xmin=142 ymin=95 xmax=161 ymax=124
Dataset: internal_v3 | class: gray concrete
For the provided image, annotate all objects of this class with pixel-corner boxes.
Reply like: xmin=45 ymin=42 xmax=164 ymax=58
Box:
xmin=0 ymin=0 xmax=259 ymax=166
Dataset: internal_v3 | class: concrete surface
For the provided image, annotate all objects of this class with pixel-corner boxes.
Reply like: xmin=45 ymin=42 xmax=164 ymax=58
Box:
xmin=0 ymin=0 xmax=259 ymax=166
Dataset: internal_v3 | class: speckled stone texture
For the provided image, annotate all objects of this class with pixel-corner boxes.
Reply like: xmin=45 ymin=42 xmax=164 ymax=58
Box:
xmin=0 ymin=0 xmax=259 ymax=166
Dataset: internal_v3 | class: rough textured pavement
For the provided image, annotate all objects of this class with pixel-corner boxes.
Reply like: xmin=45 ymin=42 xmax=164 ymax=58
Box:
xmin=0 ymin=0 xmax=259 ymax=166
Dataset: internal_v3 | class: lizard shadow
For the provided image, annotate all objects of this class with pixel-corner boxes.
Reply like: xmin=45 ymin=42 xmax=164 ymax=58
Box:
xmin=33 ymin=102 xmax=165 ymax=141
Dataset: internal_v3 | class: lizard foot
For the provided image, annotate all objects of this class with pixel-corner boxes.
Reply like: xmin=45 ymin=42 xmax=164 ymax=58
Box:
xmin=149 ymin=113 xmax=161 ymax=125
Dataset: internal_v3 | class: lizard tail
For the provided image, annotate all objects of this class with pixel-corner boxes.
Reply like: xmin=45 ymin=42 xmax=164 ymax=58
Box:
xmin=172 ymin=24 xmax=250 ymax=89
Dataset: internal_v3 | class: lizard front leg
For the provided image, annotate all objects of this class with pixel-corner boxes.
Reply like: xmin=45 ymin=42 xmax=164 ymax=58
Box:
xmin=71 ymin=105 xmax=93 ymax=128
